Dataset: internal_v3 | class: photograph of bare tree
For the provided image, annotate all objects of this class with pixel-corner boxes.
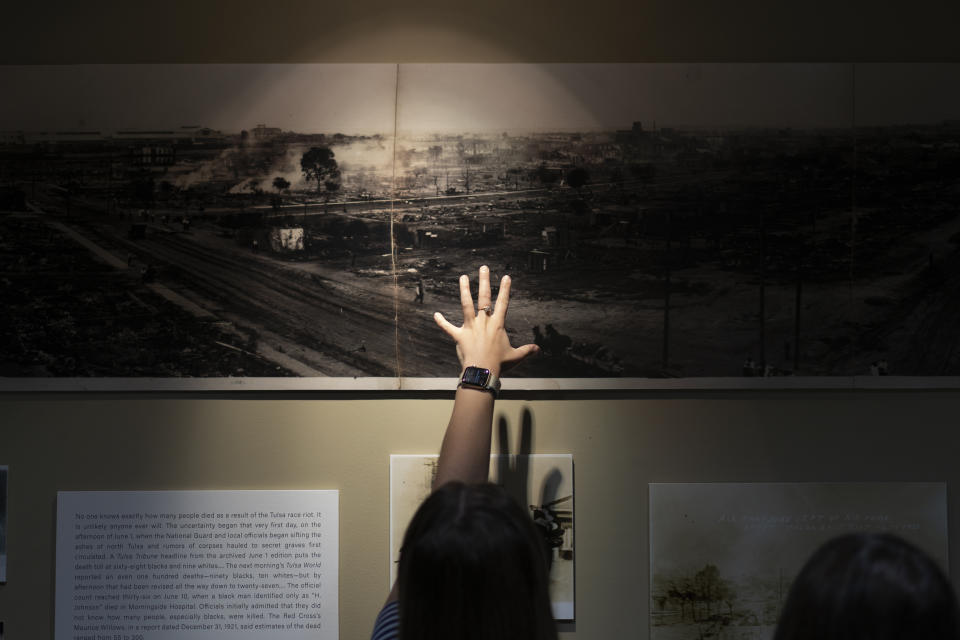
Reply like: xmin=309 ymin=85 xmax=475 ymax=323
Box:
xmin=1 ymin=63 xmax=959 ymax=387
xmin=649 ymin=483 xmax=947 ymax=640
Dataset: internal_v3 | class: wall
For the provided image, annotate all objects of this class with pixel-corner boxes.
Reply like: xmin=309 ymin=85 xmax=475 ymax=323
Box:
xmin=3 ymin=392 xmax=960 ymax=638
xmin=2 ymin=1 xmax=960 ymax=638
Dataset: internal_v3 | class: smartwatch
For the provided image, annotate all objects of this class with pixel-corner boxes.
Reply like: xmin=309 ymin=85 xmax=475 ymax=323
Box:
xmin=459 ymin=366 xmax=501 ymax=397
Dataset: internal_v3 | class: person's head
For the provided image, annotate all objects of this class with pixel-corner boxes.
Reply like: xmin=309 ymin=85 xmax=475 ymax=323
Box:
xmin=774 ymin=533 xmax=960 ymax=640
xmin=397 ymin=481 xmax=558 ymax=640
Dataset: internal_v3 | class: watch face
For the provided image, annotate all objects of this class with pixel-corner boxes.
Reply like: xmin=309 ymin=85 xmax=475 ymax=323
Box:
xmin=461 ymin=367 xmax=491 ymax=387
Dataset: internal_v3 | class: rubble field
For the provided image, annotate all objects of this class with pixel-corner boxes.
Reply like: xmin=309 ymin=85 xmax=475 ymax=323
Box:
xmin=0 ymin=214 xmax=289 ymax=377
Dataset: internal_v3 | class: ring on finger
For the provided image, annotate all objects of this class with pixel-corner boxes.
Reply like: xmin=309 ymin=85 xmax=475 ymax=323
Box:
xmin=479 ymin=305 xmax=493 ymax=315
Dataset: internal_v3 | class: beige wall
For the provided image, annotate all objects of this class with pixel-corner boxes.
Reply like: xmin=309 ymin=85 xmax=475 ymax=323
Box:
xmin=1 ymin=393 xmax=960 ymax=638
xmin=3 ymin=1 xmax=960 ymax=638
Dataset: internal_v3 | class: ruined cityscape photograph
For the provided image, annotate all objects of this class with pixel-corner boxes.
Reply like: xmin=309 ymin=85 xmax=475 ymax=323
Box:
xmin=2 ymin=63 xmax=960 ymax=384
xmin=649 ymin=483 xmax=948 ymax=640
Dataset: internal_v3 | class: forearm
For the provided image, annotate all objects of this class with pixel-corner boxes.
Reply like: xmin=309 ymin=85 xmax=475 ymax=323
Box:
xmin=386 ymin=385 xmax=494 ymax=606
xmin=433 ymin=386 xmax=495 ymax=488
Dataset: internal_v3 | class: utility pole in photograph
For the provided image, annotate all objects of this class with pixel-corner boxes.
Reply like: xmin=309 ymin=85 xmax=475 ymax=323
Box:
xmin=662 ymin=211 xmax=672 ymax=371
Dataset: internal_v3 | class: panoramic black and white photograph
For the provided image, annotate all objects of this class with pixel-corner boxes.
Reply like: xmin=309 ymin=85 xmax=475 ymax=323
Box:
xmin=2 ymin=63 xmax=960 ymax=386
xmin=649 ymin=482 xmax=948 ymax=640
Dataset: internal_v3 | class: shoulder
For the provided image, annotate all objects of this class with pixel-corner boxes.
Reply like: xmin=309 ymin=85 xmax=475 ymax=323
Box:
xmin=371 ymin=600 xmax=400 ymax=640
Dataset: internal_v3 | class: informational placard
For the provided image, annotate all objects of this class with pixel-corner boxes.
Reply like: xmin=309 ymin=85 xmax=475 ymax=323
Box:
xmin=56 ymin=490 xmax=338 ymax=640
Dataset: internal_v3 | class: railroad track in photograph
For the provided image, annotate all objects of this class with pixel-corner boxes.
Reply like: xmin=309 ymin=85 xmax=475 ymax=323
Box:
xmin=65 ymin=210 xmax=461 ymax=378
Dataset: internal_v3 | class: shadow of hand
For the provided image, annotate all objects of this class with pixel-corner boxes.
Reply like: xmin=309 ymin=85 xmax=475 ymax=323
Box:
xmin=493 ymin=406 xmax=563 ymax=572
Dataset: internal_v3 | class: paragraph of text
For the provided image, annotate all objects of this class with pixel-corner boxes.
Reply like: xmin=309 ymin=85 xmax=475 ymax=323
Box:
xmin=56 ymin=491 xmax=338 ymax=640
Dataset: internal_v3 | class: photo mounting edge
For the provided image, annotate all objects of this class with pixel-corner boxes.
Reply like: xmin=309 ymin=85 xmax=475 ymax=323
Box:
xmin=2 ymin=376 xmax=959 ymax=393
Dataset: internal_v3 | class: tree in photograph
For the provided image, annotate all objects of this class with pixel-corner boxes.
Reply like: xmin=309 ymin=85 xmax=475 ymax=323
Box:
xmin=300 ymin=146 xmax=341 ymax=211
xmin=667 ymin=577 xmax=697 ymax=622
xmin=694 ymin=564 xmax=721 ymax=617
xmin=691 ymin=563 xmax=736 ymax=621
xmin=270 ymin=177 xmax=291 ymax=212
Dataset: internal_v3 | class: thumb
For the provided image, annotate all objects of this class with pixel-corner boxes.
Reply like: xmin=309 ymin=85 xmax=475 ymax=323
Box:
xmin=505 ymin=343 xmax=540 ymax=368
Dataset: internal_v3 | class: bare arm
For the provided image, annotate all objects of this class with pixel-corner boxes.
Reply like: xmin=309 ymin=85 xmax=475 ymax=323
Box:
xmin=384 ymin=265 xmax=538 ymax=605
xmin=433 ymin=266 xmax=537 ymax=486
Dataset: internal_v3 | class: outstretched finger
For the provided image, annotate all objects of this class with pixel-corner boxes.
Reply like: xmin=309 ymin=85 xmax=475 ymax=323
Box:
xmin=458 ymin=274 xmax=474 ymax=325
xmin=434 ymin=311 xmax=460 ymax=339
xmin=477 ymin=265 xmax=492 ymax=312
xmin=493 ymin=275 xmax=511 ymax=322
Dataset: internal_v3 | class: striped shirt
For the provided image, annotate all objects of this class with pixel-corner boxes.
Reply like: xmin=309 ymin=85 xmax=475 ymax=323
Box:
xmin=371 ymin=600 xmax=400 ymax=640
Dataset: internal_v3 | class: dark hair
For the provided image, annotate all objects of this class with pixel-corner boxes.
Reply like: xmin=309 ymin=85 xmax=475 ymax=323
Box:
xmin=397 ymin=481 xmax=558 ymax=640
xmin=774 ymin=533 xmax=960 ymax=640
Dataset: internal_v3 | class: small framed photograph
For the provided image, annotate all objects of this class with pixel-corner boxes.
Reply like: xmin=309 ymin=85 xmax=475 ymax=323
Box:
xmin=649 ymin=482 xmax=948 ymax=640
xmin=391 ymin=454 xmax=575 ymax=619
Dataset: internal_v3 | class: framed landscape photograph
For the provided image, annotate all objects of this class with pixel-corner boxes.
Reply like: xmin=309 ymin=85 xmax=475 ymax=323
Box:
xmin=3 ymin=63 xmax=960 ymax=389
xmin=649 ymin=482 xmax=948 ymax=640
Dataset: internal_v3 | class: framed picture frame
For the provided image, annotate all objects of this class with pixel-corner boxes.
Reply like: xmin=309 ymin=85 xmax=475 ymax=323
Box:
xmin=3 ymin=63 xmax=960 ymax=390
xmin=391 ymin=454 xmax=575 ymax=619
xmin=649 ymin=482 xmax=949 ymax=640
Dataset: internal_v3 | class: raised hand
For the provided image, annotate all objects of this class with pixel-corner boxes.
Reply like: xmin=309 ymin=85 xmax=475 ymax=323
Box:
xmin=433 ymin=265 xmax=538 ymax=377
